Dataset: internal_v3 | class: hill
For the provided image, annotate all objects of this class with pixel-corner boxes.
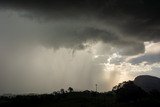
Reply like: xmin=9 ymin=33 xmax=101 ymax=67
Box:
xmin=0 ymin=75 xmax=160 ymax=107
xmin=134 ymin=75 xmax=160 ymax=92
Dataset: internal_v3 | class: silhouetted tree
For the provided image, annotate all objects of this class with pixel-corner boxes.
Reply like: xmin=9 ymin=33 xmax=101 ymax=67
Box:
xmin=112 ymin=81 xmax=147 ymax=102
xmin=149 ymin=89 xmax=160 ymax=98
xmin=60 ymin=89 xmax=65 ymax=94
xmin=68 ymin=87 xmax=73 ymax=92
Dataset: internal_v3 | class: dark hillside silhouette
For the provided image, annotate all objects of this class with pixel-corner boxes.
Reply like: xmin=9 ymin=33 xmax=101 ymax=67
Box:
xmin=134 ymin=75 xmax=160 ymax=92
xmin=0 ymin=76 xmax=160 ymax=107
xmin=112 ymin=81 xmax=147 ymax=102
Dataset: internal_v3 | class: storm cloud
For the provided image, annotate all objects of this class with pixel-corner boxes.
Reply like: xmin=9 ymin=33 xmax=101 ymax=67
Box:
xmin=0 ymin=0 xmax=160 ymax=94
xmin=0 ymin=0 xmax=160 ymax=55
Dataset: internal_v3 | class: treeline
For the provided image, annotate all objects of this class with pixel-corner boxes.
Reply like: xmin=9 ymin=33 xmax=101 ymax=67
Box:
xmin=0 ymin=81 xmax=160 ymax=107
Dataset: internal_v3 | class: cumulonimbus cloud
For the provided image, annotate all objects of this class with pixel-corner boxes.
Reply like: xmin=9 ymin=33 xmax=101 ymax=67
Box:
xmin=0 ymin=0 xmax=160 ymax=55
xmin=1 ymin=0 xmax=160 ymax=94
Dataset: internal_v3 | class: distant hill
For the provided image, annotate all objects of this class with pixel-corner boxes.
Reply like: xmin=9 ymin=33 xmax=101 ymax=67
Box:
xmin=134 ymin=75 xmax=160 ymax=92
xmin=1 ymin=77 xmax=160 ymax=107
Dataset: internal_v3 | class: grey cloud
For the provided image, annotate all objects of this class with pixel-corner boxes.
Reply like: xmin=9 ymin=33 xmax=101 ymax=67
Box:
xmin=129 ymin=53 xmax=160 ymax=64
xmin=1 ymin=0 xmax=160 ymax=94
xmin=1 ymin=0 xmax=160 ymax=55
xmin=129 ymin=42 xmax=160 ymax=64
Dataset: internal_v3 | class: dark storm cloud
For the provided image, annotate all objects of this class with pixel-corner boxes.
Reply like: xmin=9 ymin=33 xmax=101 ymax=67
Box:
xmin=0 ymin=0 xmax=160 ymax=55
xmin=1 ymin=0 xmax=160 ymax=94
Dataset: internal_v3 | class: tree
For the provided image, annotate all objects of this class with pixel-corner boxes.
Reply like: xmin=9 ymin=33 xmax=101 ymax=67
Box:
xmin=60 ymin=89 xmax=65 ymax=94
xmin=68 ymin=87 xmax=73 ymax=92
xmin=112 ymin=81 xmax=147 ymax=102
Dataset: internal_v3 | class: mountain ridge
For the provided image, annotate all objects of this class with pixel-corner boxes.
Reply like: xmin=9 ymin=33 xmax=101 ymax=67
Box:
xmin=134 ymin=75 xmax=160 ymax=92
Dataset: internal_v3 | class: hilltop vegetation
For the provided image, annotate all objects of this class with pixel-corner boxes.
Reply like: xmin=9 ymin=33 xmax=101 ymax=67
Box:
xmin=1 ymin=76 xmax=160 ymax=107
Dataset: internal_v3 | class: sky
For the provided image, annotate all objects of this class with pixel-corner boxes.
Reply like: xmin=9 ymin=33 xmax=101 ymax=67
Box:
xmin=0 ymin=0 xmax=160 ymax=94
